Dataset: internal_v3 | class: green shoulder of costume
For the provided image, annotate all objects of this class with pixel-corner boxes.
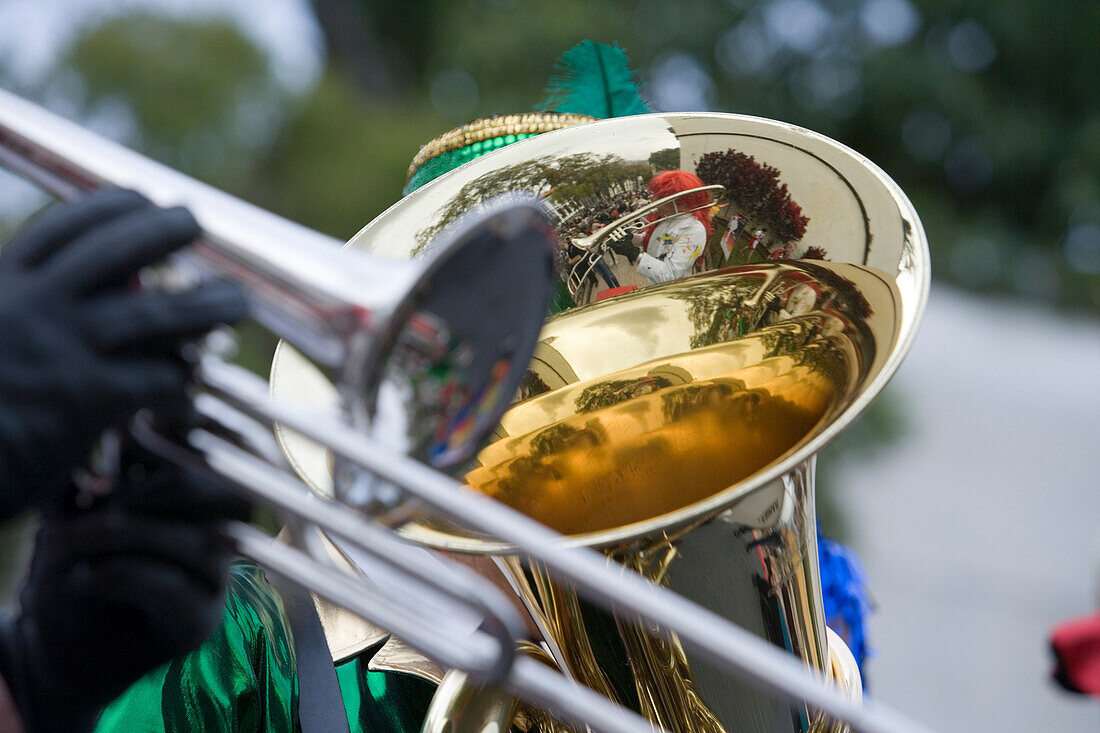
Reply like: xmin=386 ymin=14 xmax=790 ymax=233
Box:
xmin=95 ymin=561 xmax=299 ymax=733
xmin=94 ymin=561 xmax=437 ymax=733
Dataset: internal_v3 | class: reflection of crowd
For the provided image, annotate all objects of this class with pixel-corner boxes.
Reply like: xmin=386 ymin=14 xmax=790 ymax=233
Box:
xmin=712 ymin=209 xmax=822 ymax=266
xmin=549 ymin=179 xmax=650 ymax=245
xmin=545 ymin=179 xmax=650 ymax=290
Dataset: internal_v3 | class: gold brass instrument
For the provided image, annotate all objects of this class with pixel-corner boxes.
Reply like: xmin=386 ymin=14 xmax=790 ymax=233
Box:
xmin=0 ymin=85 xmax=933 ymax=733
xmin=274 ymin=113 xmax=930 ymax=732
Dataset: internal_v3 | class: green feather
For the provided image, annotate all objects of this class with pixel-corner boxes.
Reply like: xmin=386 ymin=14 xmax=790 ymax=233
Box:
xmin=536 ymin=41 xmax=649 ymax=119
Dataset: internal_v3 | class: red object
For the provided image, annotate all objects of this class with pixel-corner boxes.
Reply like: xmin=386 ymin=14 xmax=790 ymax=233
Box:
xmin=641 ymin=171 xmax=714 ymax=244
xmin=1051 ymin=611 xmax=1100 ymax=695
xmin=595 ymin=285 xmax=637 ymax=301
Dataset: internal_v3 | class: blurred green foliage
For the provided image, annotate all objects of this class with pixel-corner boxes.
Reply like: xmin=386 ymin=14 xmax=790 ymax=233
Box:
xmin=253 ymin=73 xmax=448 ymax=239
xmin=61 ymin=12 xmax=281 ymax=190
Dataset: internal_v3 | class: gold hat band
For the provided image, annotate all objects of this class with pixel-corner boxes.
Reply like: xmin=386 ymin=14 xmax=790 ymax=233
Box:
xmin=407 ymin=112 xmax=596 ymax=181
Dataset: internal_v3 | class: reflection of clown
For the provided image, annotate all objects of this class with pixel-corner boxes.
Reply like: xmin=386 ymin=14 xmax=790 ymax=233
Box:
xmin=782 ymin=283 xmax=818 ymax=318
xmin=762 ymin=281 xmax=820 ymax=327
xmin=747 ymin=228 xmax=765 ymax=257
xmin=819 ymin=314 xmax=845 ymax=339
xmin=612 ymin=171 xmax=713 ymax=285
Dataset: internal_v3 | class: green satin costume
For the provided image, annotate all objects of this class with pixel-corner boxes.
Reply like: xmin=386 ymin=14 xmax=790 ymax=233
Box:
xmin=93 ymin=563 xmax=434 ymax=733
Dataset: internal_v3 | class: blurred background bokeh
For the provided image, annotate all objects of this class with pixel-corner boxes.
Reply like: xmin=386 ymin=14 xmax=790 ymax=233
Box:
xmin=0 ymin=1 xmax=1097 ymax=730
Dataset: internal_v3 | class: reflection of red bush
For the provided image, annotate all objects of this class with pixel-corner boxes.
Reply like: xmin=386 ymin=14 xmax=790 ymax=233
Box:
xmin=695 ymin=151 xmax=809 ymax=248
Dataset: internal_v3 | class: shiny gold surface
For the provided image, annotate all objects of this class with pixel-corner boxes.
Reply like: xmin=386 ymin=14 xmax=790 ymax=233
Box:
xmin=274 ymin=114 xmax=924 ymax=532
xmin=270 ymin=112 xmax=928 ymax=733
xmin=451 ymin=262 xmax=892 ymax=540
xmin=306 ymin=532 xmax=392 ymax=663
xmin=341 ymin=113 xmax=922 ymax=550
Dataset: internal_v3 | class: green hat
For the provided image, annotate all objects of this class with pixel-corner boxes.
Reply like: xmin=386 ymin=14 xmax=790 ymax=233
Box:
xmin=404 ymin=41 xmax=649 ymax=194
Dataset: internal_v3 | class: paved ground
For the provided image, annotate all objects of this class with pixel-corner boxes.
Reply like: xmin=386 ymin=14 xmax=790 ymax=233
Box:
xmin=834 ymin=286 xmax=1100 ymax=732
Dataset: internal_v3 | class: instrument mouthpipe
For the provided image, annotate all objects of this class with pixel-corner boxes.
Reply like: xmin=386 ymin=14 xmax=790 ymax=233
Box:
xmin=0 ymin=87 xmax=558 ymax=481
xmin=0 ymin=86 xmax=415 ymax=368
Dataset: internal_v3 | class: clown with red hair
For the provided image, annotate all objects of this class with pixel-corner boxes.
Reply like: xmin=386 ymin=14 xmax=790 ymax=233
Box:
xmin=611 ymin=170 xmax=713 ymax=285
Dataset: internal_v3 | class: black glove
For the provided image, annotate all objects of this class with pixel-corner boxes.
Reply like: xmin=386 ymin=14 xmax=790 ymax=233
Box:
xmin=0 ymin=189 xmax=248 ymax=520
xmin=0 ymin=437 xmax=251 ymax=733
xmin=608 ymin=238 xmax=640 ymax=264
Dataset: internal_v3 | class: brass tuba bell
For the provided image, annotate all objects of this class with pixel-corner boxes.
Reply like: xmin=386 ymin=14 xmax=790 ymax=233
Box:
xmin=273 ymin=112 xmax=928 ymax=732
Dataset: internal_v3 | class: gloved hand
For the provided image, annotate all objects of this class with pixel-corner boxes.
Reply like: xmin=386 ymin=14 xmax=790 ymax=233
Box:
xmin=608 ymin=237 xmax=640 ymax=264
xmin=0 ymin=189 xmax=248 ymax=520
xmin=0 ymin=437 xmax=252 ymax=733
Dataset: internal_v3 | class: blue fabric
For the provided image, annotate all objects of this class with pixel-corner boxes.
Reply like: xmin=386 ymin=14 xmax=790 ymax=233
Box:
xmin=817 ymin=527 xmax=873 ymax=683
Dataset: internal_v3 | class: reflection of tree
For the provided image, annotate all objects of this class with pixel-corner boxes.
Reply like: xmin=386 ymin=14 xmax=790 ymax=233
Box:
xmin=529 ymin=421 xmax=603 ymax=457
xmin=664 ymin=277 xmax=771 ymax=349
xmin=550 ymin=155 xmax=651 ymax=203
xmin=765 ymin=195 xmax=810 ymax=246
xmin=756 ymin=320 xmax=813 ymax=358
xmin=575 ymin=376 xmax=672 ymax=413
xmin=488 ymin=455 xmax=560 ymax=507
xmin=757 ymin=311 xmax=853 ymax=390
xmin=414 ymin=152 xmax=651 ymax=253
xmin=661 ymin=381 xmax=744 ymax=422
xmin=795 ymin=337 xmax=850 ymax=391
xmin=518 ymin=369 xmax=552 ymax=402
xmin=663 ymin=264 xmax=880 ymax=384
xmin=695 ymin=150 xmax=809 ymax=254
xmin=648 ymin=147 xmax=679 ymax=172
xmin=768 ymin=264 xmax=880 ymax=388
